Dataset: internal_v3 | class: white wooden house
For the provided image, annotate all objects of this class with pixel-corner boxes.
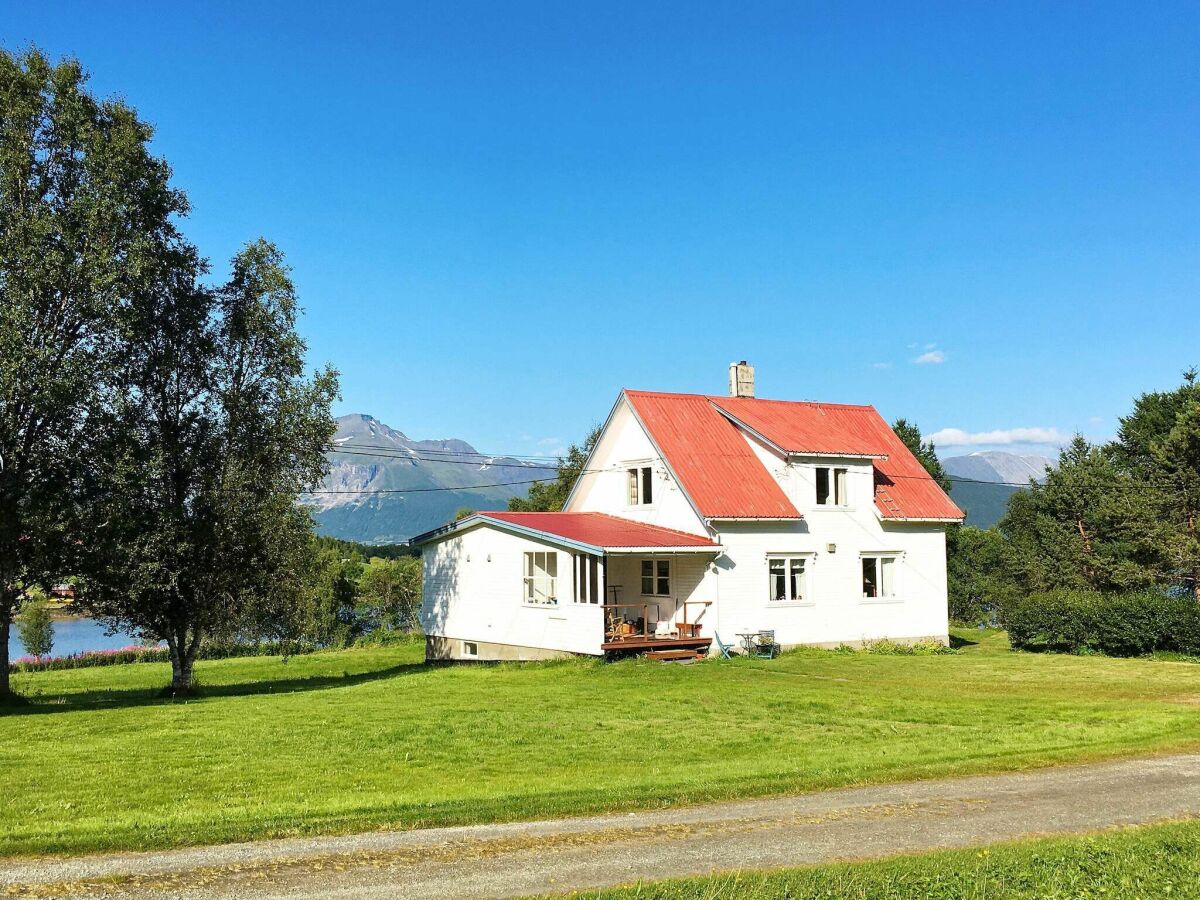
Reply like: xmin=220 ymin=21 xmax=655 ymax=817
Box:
xmin=416 ymin=363 xmax=963 ymax=661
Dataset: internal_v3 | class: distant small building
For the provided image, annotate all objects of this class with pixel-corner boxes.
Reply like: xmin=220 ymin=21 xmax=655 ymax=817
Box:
xmin=49 ymin=584 xmax=76 ymax=601
xmin=414 ymin=363 xmax=963 ymax=661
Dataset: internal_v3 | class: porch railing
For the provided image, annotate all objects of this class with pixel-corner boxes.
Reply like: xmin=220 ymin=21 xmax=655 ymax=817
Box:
xmin=602 ymin=601 xmax=713 ymax=642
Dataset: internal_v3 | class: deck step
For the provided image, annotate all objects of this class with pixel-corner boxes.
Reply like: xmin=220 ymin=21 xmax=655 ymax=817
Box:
xmin=645 ymin=649 xmax=706 ymax=662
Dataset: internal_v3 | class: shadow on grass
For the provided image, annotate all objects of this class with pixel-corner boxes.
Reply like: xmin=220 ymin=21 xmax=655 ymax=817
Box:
xmin=949 ymin=634 xmax=980 ymax=649
xmin=4 ymin=660 xmax=429 ymax=716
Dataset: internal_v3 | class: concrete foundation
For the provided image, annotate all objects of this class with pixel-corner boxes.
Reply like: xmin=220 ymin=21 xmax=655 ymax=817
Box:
xmin=425 ymin=635 xmax=580 ymax=663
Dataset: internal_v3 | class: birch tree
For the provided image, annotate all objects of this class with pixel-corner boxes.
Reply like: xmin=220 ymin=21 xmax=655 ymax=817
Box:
xmin=83 ymin=242 xmax=338 ymax=695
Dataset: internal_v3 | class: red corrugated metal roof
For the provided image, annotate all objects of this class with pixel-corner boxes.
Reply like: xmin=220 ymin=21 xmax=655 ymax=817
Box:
xmin=626 ymin=391 xmax=963 ymax=522
xmin=477 ymin=511 xmax=718 ymax=548
xmin=624 ymin=391 xmax=801 ymax=519
xmin=712 ymin=397 xmax=889 ymax=457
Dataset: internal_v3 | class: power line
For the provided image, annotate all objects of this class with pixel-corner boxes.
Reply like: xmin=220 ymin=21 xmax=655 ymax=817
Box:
xmin=318 ymin=437 xmax=1045 ymax=494
xmin=331 ymin=441 xmax=562 ymax=461
xmin=330 ymin=447 xmax=560 ymax=471
xmin=301 ymin=477 xmax=554 ymax=495
xmin=329 ymin=444 xmax=1042 ymax=488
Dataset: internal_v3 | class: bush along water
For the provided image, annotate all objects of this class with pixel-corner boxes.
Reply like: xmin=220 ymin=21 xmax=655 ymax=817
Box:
xmin=1001 ymin=589 xmax=1200 ymax=657
xmin=8 ymin=628 xmax=425 ymax=675
xmin=8 ymin=639 xmax=310 ymax=674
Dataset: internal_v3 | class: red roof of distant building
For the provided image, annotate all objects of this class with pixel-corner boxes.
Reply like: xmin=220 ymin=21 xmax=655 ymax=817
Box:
xmin=626 ymin=391 xmax=963 ymax=522
xmin=472 ymin=511 xmax=718 ymax=549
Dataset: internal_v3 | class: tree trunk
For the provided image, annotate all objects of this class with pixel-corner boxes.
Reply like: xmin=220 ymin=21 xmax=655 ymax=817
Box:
xmin=166 ymin=627 xmax=202 ymax=696
xmin=0 ymin=611 xmax=10 ymax=697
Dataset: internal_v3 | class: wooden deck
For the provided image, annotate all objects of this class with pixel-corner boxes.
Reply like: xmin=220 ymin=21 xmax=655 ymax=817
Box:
xmin=601 ymin=635 xmax=713 ymax=653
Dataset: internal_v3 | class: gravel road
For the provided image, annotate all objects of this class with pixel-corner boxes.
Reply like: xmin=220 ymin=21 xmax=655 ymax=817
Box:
xmin=4 ymin=752 xmax=1200 ymax=899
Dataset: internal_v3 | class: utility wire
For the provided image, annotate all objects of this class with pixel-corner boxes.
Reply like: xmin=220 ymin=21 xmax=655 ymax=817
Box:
xmin=301 ymin=477 xmax=554 ymax=494
xmin=331 ymin=441 xmax=562 ymax=461
xmin=324 ymin=443 xmax=1045 ymax=489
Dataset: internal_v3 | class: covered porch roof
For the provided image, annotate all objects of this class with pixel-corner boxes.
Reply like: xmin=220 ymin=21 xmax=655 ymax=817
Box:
xmin=412 ymin=511 xmax=721 ymax=555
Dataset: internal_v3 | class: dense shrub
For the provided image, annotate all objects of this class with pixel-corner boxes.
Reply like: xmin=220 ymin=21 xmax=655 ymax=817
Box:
xmin=1001 ymin=589 xmax=1200 ymax=657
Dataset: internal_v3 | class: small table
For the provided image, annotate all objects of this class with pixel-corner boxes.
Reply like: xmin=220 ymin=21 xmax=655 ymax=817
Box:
xmin=735 ymin=632 xmax=759 ymax=656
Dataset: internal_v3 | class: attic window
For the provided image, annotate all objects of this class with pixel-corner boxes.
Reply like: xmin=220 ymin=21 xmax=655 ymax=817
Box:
xmin=627 ymin=466 xmax=653 ymax=505
xmin=815 ymin=467 xmax=848 ymax=507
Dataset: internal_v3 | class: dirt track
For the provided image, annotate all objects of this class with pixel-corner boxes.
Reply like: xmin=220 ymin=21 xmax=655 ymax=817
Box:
xmin=4 ymin=752 xmax=1200 ymax=898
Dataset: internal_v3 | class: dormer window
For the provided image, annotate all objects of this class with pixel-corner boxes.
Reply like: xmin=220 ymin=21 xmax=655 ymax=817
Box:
xmin=627 ymin=466 xmax=653 ymax=505
xmin=815 ymin=467 xmax=848 ymax=507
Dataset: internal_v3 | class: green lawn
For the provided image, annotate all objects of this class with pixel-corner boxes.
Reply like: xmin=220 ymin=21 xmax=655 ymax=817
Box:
xmin=2 ymin=629 xmax=1199 ymax=858
xmin=569 ymin=818 xmax=1200 ymax=899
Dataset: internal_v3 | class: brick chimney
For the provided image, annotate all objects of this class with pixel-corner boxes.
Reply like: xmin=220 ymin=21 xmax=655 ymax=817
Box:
xmin=728 ymin=360 xmax=755 ymax=398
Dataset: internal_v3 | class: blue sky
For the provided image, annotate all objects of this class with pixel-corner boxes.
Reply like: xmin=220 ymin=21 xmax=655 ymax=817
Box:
xmin=5 ymin=1 xmax=1197 ymax=459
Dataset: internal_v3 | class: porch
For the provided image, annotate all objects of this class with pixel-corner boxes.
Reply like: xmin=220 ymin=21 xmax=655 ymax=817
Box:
xmin=598 ymin=552 xmax=714 ymax=656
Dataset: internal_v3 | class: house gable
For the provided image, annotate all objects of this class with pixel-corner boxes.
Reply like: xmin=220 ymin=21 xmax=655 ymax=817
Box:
xmin=564 ymin=394 xmax=714 ymax=535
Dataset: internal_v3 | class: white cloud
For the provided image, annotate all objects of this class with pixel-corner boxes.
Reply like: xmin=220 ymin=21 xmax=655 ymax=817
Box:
xmin=913 ymin=349 xmax=946 ymax=365
xmin=872 ymin=361 xmax=893 ymax=369
xmin=929 ymin=426 xmax=1068 ymax=447
xmin=1088 ymin=415 xmax=1104 ymax=425
xmin=537 ymin=437 xmax=563 ymax=447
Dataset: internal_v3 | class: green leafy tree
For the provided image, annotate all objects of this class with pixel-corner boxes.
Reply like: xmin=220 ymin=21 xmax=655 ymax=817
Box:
xmin=508 ymin=426 xmax=601 ymax=512
xmin=0 ymin=49 xmax=190 ymax=696
xmin=1150 ymin=397 xmax=1200 ymax=600
xmin=16 ymin=591 xmax=54 ymax=660
xmin=891 ymin=418 xmax=951 ymax=492
xmin=945 ymin=526 xmax=1018 ymax=624
xmin=82 ymin=242 xmax=339 ymax=694
xmin=1000 ymin=437 xmax=1159 ymax=595
xmin=357 ymin=556 xmax=422 ymax=631
xmin=295 ymin=539 xmax=364 ymax=647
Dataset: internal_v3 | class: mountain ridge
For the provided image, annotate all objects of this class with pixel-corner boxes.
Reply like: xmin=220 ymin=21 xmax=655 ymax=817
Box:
xmin=308 ymin=414 xmax=556 ymax=543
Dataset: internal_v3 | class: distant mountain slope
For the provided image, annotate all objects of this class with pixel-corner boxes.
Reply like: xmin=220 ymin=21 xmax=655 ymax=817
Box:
xmin=942 ymin=451 xmax=1053 ymax=486
xmin=946 ymin=481 xmax=1025 ymax=529
xmin=306 ymin=414 xmax=556 ymax=543
xmin=942 ymin=451 xmax=1055 ymax=528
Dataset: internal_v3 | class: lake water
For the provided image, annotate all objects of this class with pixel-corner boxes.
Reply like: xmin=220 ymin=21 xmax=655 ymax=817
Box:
xmin=7 ymin=617 xmax=152 ymax=660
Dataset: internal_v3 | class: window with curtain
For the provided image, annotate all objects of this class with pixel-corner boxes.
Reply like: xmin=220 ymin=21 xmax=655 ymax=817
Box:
xmin=861 ymin=555 xmax=897 ymax=599
xmin=768 ymin=556 xmax=810 ymax=603
xmin=815 ymin=467 xmax=849 ymax=506
xmin=627 ymin=466 xmax=653 ymax=505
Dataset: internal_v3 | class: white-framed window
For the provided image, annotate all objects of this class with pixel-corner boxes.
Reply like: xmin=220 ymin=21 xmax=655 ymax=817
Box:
xmin=627 ymin=466 xmax=654 ymax=505
xmin=815 ymin=467 xmax=848 ymax=506
xmin=768 ymin=555 xmax=811 ymax=603
xmin=574 ymin=553 xmax=601 ymax=604
xmin=640 ymin=558 xmax=670 ymax=596
xmin=462 ymin=641 xmax=478 ymax=657
xmin=523 ymin=551 xmax=558 ymax=605
xmin=861 ymin=554 xmax=898 ymax=599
